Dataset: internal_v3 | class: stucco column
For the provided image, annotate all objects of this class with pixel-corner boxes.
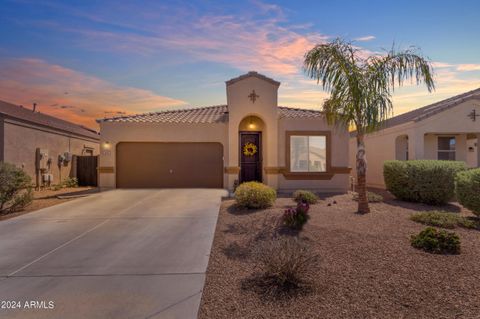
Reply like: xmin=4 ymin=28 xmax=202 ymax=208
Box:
xmin=477 ymin=134 xmax=480 ymax=167
xmin=263 ymin=121 xmax=278 ymax=189
xmin=456 ymin=134 xmax=467 ymax=162
xmin=412 ymin=131 xmax=425 ymax=160
xmin=226 ymin=119 xmax=240 ymax=191
xmin=98 ymin=122 xmax=116 ymax=189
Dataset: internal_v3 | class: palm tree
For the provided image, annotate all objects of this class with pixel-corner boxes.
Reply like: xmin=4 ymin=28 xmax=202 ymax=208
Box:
xmin=304 ymin=39 xmax=435 ymax=214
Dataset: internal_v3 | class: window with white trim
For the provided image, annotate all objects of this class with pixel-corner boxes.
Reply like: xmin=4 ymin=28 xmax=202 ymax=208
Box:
xmin=437 ymin=136 xmax=456 ymax=160
xmin=290 ymin=135 xmax=327 ymax=172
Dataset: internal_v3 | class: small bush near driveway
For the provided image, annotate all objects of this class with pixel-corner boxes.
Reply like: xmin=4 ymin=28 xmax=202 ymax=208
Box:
xmin=0 ymin=162 xmax=33 ymax=214
xmin=456 ymin=168 xmax=480 ymax=216
xmin=410 ymin=211 xmax=477 ymax=229
xmin=384 ymin=160 xmax=466 ymax=205
xmin=63 ymin=177 xmax=79 ymax=188
xmin=293 ymin=190 xmax=318 ymax=204
xmin=243 ymin=237 xmax=318 ymax=298
xmin=234 ymin=182 xmax=276 ymax=209
xmin=410 ymin=227 xmax=460 ymax=254
xmin=352 ymin=191 xmax=383 ymax=203
xmin=283 ymin=202 xmax=310 ymax=230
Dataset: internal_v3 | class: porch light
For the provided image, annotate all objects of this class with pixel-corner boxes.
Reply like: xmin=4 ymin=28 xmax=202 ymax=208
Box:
xmin=248 ymin=117 xmax=256 ymax=129
xmin=102 ymin=141 xmax=111 ymax=150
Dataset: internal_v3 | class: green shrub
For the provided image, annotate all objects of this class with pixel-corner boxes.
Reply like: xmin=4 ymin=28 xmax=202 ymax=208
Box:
xmin=384 ymin=160 xmax=466 ymax=205
xmin=293 ymin=190 xmax=318 ymax=204
xmin=410 ymin=227 xmax=460 ymax=254
xmin=410 ymin=210 xmax=477 ymax=229
xmin=63 ymin=177 xmax=79 ymax=188
xmin=352 ymin=191 xmax=383 ymax=203
xmin=234 ymin=182 xmax=276 ymax=209
xmin=283 ymin=202 xmax=310 ymax=230
xmin=0 ymin=162 xmax=33 ymax=213
xmin=9 ymin=188 xmax=34 ymax=213
xmin=456 ymin=168 xmax=480 ymax=216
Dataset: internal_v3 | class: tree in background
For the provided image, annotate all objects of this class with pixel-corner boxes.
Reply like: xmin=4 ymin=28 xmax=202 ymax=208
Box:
xmin=304 ymin=39 xmax=434 ymax=213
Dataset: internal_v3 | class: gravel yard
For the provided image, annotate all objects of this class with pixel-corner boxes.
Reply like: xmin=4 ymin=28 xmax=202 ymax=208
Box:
xmin=199 ymin=191 xmax=480 ymax=319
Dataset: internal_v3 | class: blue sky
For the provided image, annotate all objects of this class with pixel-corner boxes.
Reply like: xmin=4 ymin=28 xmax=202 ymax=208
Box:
xmin=0 ymin=0 xmax=479 ymax=128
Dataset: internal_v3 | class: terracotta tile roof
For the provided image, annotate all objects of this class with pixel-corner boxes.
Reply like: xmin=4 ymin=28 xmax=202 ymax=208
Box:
xmin=226 ymin=71 xmax=281 ymax=87
xmin=0 ymin=100 xmax=100 ymax=140
xmin=278 ymin=106 xmax=324 ymax=119
xmin=99 ymin=105 xmax=324 ymax=124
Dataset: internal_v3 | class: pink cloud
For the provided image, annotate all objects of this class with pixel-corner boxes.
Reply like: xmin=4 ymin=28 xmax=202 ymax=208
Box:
xmin=432 ymin=61 xmax=480 ymax=72
xmin=456 ymin=64 xmax=480 ymax=71
xmin=56 ymin=3 xmax=329 ymax=76
xmin=0 ymin=58 xmax=186 ymax=129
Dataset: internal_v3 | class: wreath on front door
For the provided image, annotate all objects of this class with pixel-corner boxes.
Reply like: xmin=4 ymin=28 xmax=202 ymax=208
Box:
xmin=243 ymin=142 xmax=257 ymax=157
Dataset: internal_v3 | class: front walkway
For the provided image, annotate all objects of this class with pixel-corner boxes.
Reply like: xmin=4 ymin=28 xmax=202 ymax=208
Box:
xmin=0 ymin=189 xmax=227 ymax=319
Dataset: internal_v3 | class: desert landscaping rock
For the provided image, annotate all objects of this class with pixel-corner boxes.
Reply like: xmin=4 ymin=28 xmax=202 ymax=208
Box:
xmin=199 ymin=192 xmax=480 ymax=319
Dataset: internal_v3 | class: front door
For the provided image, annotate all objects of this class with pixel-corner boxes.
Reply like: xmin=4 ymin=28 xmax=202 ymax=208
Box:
xmin=240 ymin=132 xmax=262 ymax=183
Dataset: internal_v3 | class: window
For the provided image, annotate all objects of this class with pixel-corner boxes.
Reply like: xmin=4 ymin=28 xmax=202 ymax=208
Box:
xmin=437 ymin=136 xmax=456 ymax=160
xmin=290 ymin=135 xmax=327 ymax=172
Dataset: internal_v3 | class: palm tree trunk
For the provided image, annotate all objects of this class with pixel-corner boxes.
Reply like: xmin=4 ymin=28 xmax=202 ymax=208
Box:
xmin=356 ymin=133 xmax=370 ymax=214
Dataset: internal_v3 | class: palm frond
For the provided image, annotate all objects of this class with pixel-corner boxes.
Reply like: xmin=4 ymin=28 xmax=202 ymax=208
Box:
xmin=367 ymin=47 xmax=435 ymax=93
xmin=303 ymin=39 xmax=435 ymax=134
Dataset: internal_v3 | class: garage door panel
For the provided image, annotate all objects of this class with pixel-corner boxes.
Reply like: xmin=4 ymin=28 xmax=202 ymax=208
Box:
xmin=116 ymin=142 xmax=223 ymax=188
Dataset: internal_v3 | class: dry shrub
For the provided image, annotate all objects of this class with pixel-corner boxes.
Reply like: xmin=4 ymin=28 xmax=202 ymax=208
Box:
xmin=223 ymin=242 xmax=251 ymax=260
xmin=243 ymin=237 xmax=319 ymax=299
xmin=223 ymin=222 xmax=251 ymax=235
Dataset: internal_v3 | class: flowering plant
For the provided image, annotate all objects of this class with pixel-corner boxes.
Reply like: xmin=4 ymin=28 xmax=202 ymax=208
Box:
xmin=283 ymin=202 xmax=310 ymax=230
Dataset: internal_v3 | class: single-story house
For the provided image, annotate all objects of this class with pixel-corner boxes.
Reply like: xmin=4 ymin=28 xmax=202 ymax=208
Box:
xmin=0 ymin=100 xmax=100 ymax=187
xmin=98 ymin=71 xmax=351 ymax=193
xmin=349 ymin=88 xmax=480 ymax=188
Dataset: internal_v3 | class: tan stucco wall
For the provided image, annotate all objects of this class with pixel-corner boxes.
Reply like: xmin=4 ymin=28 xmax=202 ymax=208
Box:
xmin=99 ymin=73 xmax=351 ymax=193
xmin=466 ymin=138 xmax=478 ymax=168
xmin=349 ymin=122 xmax=414 ymax=188
xmin=226 ymin=76 xmax=279 ymax=189
xmin=3 ymin=119 xmax=99 ymax=185
xmin=98 ymin=121 xmax=228 ymax=189
xmin=349 ymin=98 xmax=480 ymax=188
xmin=424 ymin=134 xmax=467 ymax=161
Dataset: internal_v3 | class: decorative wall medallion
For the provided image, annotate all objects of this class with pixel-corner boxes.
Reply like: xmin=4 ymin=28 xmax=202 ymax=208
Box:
xmin=468 ymin=109 xmax=479 ymax=122
xmin=248 ymin=90 xmax=259 ymax=103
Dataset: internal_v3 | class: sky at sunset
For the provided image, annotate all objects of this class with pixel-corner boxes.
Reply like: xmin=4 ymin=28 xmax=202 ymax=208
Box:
xmin=0 ymin=0 xmax=479 ymax=130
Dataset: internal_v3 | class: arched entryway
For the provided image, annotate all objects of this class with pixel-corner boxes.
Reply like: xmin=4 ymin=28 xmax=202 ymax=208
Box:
xmin=238 ymin=115 xmax=265 ymax=183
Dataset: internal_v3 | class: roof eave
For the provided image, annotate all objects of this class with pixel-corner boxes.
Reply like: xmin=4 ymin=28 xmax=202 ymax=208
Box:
xmin=225 ymin=71 xmax=280 ymax=87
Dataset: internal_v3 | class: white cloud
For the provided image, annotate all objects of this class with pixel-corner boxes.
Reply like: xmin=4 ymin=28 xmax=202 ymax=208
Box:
xmin=354 ymin=35 xmax=376 ymax=42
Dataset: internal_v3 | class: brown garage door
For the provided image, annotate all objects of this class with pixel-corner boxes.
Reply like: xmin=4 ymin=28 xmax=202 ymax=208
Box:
xmin=116 ymin=142 xmax=223 ymax=188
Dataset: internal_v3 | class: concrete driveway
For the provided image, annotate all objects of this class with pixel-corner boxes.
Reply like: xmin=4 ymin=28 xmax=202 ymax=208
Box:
xmin=0 ymin=189 xmax=227 ymax=319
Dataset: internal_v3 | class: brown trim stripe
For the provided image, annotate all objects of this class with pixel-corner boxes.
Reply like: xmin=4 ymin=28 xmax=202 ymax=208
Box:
xmin=264 ymin=167 xmax=285 ymax=174
xmin=98 ymin=166 xmax=114 ymax=174
xmin=224 ymin=166 xmax=241 ymax=174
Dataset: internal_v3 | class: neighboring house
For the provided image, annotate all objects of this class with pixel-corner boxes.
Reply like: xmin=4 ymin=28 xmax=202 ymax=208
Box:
xmin=98 ymin=71 xmax=351 ymax=193
xmin=349 ymin=88 xmax=480 ymax=188
xmin=0 ymin=100 xmax=100 ymax=187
